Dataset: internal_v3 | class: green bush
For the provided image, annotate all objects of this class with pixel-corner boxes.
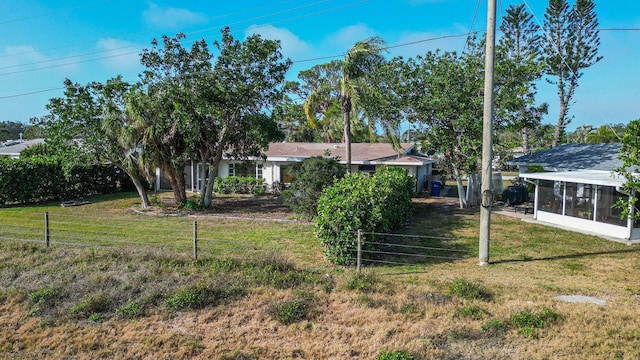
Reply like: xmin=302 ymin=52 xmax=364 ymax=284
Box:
xmin=448 ymin=278 xmax=492 ymax=301
xmin=377 ymin=350 xmax=415 ymax=360
xmin=510 ymin=307 xmax=560 ymax=337
xmin=481 ymin=318 xmax=508 ymax=334
xmin=213 ymin=176 xmax=266 ymax=195
xmin=0 ymin=156 xmax=134 ymax=206
xmin=69 ymin=292 xmax=114 ymax=318
xmin=282 ymin=156 xmax=345 ymax=219
xmin=315 ymin=167 xmax=415 ymax=265
xmin=268 ymin=293 xmax=314 ymax=324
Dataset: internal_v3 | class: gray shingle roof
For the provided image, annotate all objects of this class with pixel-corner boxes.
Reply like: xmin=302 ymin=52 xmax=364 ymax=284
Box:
xmin=507 ymin=143 xmax=622 ymax=171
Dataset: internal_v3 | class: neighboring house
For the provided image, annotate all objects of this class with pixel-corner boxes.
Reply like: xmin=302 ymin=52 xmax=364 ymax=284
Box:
xmin=0 ymin=138 xmax=45 ymax=159
xmin=507 ymin=143 xmax=639 ymax=243
xmin=157 ymin=142 xmax=435 ymax=193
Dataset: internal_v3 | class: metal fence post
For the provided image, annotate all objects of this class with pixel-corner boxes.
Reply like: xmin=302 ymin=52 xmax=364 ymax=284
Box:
xmin=193 ymin=220 xmax=198 ymax=260
xmin=357 ymin=229 xmax=362 ymax=274
xmin=44 ymin=212 xmax=50 ymax=247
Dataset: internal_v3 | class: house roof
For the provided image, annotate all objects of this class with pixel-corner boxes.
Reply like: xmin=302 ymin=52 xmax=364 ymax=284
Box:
xmin=264 ymin=142 xmax=434 ymax=165
xmin=522 ymin=170 xmax=625 ymax=187
xmin=507 ymin=143 xmax=622 ymax=172
xmin=0 ymin=138 xmax=45 ymax=158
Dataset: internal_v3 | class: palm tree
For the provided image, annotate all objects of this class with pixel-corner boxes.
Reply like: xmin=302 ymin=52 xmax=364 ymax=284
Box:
xmin=303 ymin=37 xmax=388 ymax=173
xmin=339 ymin=36 xmax=387 ymax=173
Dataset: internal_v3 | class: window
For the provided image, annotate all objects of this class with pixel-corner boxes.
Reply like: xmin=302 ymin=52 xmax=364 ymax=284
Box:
xmin=256 ymin=164 xmax=263 ymax=179
xmin=358 ymin=164 xmax=376 ymax=174
xmin=228 ymin=163 xmax=235 ymax=177
xmin=280 ymin=165 xmax=295 ymax=183
xmin=538 ymin=180 xmax=563 ymax=215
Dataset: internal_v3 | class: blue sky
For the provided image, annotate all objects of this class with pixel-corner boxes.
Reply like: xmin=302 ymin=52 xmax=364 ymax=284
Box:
xmin=1 ymin=0 xmax=639 ymax=132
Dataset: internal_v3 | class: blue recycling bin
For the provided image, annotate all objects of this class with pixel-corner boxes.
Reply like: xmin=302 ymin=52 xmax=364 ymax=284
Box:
xmin=430 ymin=181 xmax=442 ymax=197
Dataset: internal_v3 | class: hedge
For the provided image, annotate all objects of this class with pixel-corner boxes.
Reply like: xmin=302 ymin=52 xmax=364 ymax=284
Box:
xmin=0 ymin=156 xmax=134 ymax=207
xmin=315 ymin=167 xmax=416 ymax=265
xmin=213 ymin=176 xmax=267 ymax=195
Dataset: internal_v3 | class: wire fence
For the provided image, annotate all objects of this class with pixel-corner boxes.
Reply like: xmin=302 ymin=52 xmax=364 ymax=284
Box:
xmin=0 ymin=211 xmax=301 ymax=262
xmin=2 ymin=211 xmax=630 ymax=269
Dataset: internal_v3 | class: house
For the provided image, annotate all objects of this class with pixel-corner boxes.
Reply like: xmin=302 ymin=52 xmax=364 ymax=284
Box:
xmin=157 ymin=142 xmax=436 ymax=193
xmin=0 ymin=138 xmax=45 ymax=159
xmin=507 ymin=143 xmax=639 ymax=243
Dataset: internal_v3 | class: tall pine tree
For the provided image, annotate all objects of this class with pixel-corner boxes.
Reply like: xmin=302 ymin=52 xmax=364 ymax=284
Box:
xmin=543 ymin=0 xmax=602 ymax=147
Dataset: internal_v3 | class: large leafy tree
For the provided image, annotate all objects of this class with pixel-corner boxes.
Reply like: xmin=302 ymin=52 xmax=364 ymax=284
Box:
xmin=614 ymin=119 xmax=640 ymax=221
xmin=127 ymin=29 xmax=289 ymax=207
xmin=543 ymin=0 xmax=602 ymax=147
xmin=43 ymin=77 xmax=152 ymax=207
xmin=404 ymin=49 xmax=485 ymax=208
xmin=497 ymin=4 xmax=548 ymax=154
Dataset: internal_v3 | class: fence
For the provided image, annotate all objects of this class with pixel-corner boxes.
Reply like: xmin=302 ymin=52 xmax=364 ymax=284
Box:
xmin=0 ymin=211 xmax=305 ymax=262
xmin=352 ymin=230 xmax=469 ymax=273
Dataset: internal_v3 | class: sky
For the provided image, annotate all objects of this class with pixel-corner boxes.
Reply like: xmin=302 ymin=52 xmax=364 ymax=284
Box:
xmin=1 ymin=0 xmax=639 ymax=133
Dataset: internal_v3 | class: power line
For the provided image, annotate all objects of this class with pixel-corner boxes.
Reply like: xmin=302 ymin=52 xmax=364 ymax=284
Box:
xmin=0 ymin=0 xmax=366 ymax=76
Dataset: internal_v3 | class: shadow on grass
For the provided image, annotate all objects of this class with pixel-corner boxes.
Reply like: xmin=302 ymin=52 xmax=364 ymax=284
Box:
xmin=491 ymin=247 xmax=640 ymax=264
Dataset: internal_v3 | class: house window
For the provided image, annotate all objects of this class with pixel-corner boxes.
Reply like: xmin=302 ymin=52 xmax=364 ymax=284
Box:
xmin=280 ymin=165 xmax=295 ymax=183
xmin=358 ymin=164 xmax=376 ymax=174
xmin=256 ymin=164 xmax=263 ymax=179
xmin=228 ymin=163 xmax=235 ymax=177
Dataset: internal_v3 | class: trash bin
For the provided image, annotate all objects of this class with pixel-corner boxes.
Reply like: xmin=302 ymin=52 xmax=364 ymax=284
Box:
xmin=431 ymin=181 xmax=442 ymax=197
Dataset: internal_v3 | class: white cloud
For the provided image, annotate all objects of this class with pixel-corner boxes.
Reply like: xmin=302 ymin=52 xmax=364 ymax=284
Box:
xmin=143 ymin=2 xmax=206 ymax=29
xmin=390 ymin=30 xmax=467 ymax=58
xmin=324 ymin=24 xmax=378 ymax=52
xmin=244 ymin=25 xmax=310 ymax=59
xmin=96 ymin=38 xmax=142 ymax=72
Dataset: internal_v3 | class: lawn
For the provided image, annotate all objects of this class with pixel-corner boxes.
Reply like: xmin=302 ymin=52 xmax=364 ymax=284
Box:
xmin=0 ymin=192 xmax=638 ymax=359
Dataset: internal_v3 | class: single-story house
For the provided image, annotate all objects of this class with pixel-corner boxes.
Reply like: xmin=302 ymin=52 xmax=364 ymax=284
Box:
xmin=0 ymin=139 xmax=45 ymax=159
xmin=507 ymin=143 xmax=639 ymax=243
xmin=157 ymin=142 xmax=436 ymax=193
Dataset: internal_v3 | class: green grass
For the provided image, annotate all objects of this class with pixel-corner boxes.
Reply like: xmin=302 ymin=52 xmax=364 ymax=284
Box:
xmin=1 ymin=192 xmax=639 ymax=359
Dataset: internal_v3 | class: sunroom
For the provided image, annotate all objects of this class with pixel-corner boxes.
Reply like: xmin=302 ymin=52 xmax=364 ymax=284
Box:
xmin=522 ymin=170 xmax=640 ymax=243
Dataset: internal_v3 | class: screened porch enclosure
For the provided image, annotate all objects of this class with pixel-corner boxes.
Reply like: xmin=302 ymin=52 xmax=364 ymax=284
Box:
xmin=524 ymin=171 xmax=639 ymax=242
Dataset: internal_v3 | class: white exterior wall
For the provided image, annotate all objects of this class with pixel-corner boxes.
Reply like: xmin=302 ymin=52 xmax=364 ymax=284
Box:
xmin=536 ymin=211 xmax=633 ymax=240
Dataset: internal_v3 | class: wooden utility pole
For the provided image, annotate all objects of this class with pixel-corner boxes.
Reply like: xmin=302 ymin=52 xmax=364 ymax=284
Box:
xmin=479 ymin=0 xmax=496 ymax=265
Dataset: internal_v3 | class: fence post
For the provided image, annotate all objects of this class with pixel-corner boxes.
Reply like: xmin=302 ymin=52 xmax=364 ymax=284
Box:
xmin=357 ymin=229 xmax=362 ymax=274
xmin=44 ymin=212 xmax=50 ymax=247
xmin=193 ymin=220 xmax=198 ymax=260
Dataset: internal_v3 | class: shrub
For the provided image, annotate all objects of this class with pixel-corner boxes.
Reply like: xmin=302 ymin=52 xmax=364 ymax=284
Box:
xmin=282 ymin=156 xmax=345 ymax=219
xmin=458 ymin=304 xmax=486 ymax=319
xmin=315 ymin=167 xmax=415 ymax=264
xmin=510 ymin=307 xmax=560 ymax=337
xmin=0 ymin=156 xmax=133 ymax=206
xmin=213 ymin=176 xmax=266 ymax=195
xmin=346 ymin=273 xmax=377 ymax=293
xmin=448 ymin=278 xmax=492 ymax=301
xmin=268 ymin=293 xmax=314 ymax=324
xmin=377 ymin=350 xmax=415 ymax=360
xmin=164 ymin=281 xmax=245 ymax=311
xmin=69 ymin=292 xmax=114 ymax=318
xmin=481 ymin=318 xmax=508 ymax=334
xmin=116 ymin=302 xmax=143 ymax=319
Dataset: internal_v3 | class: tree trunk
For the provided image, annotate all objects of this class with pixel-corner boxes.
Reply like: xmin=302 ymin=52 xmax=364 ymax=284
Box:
xmin=166 ymin=165 xmax=187 ymax=206
xmin=121 ymin=167 xmax=150 ymax=208
xmin=344 ymin=110 xmax=352 ymax=174
xmin=453 ymin=166 xmax=468 ymax=209
xmin=522 ymin=126 xmax=530 ymax=154
xmin=466 ymin=173 xmax=480 ymax=207
xmin=131 ymin=176 xmax=151 ymax=209
xmin=553 ymin=77 xmax=569 ymax=148
xmin=341 ymin=93 xmax=352 ymax=174
xmin=202 ymin=164 xmax=219 ymax=207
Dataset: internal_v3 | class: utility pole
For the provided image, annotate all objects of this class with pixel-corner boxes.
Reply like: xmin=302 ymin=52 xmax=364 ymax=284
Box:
xmin=479 ymin=0 xmax=496 ymax=265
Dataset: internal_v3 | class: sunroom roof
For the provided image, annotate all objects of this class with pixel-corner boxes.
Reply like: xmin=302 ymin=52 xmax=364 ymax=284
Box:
xmin=521 ymin=170 xmax=626 ymax=187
